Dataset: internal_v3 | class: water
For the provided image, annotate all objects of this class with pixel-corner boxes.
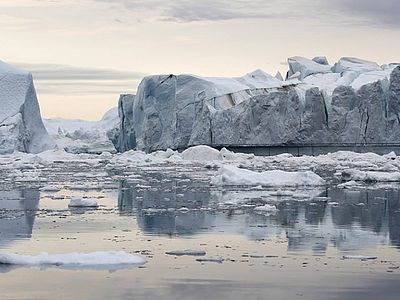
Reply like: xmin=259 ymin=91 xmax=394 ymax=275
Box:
xmin=0 ymin=177 xmax=399 ymax=300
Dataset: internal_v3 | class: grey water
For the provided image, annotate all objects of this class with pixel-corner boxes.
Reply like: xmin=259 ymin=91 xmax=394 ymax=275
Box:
xmin=0 ymin=181 xmax=400 ymax=300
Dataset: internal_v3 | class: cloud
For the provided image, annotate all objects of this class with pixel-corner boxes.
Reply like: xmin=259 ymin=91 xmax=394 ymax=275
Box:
xmin=16 ymin=63 xmax=145 ymax=81
xmin=95 ymin=0 xmax=303 ymax=22
xmin=94 ymin=0 xmax=400 ymax=28
xmin=14 ymin=63 xmax=144 ymax=95
xmin=330 ymin=0 xmax=400 ymax=27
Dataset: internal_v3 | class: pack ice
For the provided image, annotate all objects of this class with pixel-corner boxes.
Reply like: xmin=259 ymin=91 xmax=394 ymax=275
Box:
xmin=0 ymin=60 xmax=55 ymax=154
xmin=115 ymin=57 xmax=400 ymax=153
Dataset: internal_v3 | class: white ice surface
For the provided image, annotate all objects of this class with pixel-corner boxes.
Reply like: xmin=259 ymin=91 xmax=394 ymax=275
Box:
xmin=213 ymin=165 xmax=326 ymax=187
xmin=68 ymin=197 xmax=99 ymax=207
xmin=342 ymin=169 xmax=400 ymax=182
xmin=0 ymin=251 xmax=145 ymax=266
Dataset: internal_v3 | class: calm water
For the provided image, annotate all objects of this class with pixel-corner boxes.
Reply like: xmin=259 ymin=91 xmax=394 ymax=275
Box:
xmin=0 ymin=177 xmax=400 ymax=299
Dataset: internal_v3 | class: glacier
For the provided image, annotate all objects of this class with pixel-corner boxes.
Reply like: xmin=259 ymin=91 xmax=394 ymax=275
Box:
xmin=114 ymin=56 xmax=400 ymax=153
xmin=0 ymin=60 xmax=55 ymax=154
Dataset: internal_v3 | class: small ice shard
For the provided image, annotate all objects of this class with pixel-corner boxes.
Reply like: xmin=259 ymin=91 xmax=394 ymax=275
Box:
xmin=39 ymin=186 xmax=61 ymax=192
xmin=196 ymin=256 xmax=224 ymax=263
xmin=337 ymin=180 xmax=361 ymax=189
xmin=165 ymin=250 xmax=206 ymax=256
xmin=253 ymin=204 xmax=278 ymax=214
xmin=342 ymin=255 xmax=377 ymax=260
xmin=0 ymin=251 xmax=145 ymax=267
xmin=68 ymin=197 xmax=98 ymax=208
xmin=275 ymin=71 xmax=284 ymax=81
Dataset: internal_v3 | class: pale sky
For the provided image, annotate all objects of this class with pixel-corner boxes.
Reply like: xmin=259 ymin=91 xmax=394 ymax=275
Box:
xmin=1 ymin=0 xmax=399 ymax=120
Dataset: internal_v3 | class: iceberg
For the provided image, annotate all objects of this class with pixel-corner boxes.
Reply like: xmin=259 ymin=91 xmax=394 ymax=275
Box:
xmin=112 ymin=57 xmax=400 ymax=153
xmin=0 ymin=60 xmax=55 ymax=154
xmin=44 ymin=107 xmax=119 ymax=154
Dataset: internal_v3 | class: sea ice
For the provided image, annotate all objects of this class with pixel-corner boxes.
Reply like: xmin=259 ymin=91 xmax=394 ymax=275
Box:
xmin=213 ymin=165 xmax=326 ymax=187
xmin=0 ymin=251 xmax=145 ymax=267
xmin=68 ymin=197 xmax=99 ymax=208
xmin=165 ymin=250 xmax=206 ymax=256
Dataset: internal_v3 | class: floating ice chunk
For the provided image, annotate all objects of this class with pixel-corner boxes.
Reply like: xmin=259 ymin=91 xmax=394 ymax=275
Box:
xmin=213 ymin=165 xmax=326 ymax=187
xmin=0 ymin=251 xmax=145 ymax=267
xmin=342 ymin=169 xmax=400 ymax=182
xmin=196 ymin=256 xmax=224 ymax=263
xmin=39 ymin=186 xmax=61 ymax=192
xmin=337 ymin=180 xmax=361 ymax=189
xmin=181 ymin=145 xmax=222 ymax=161
xmin=68 ymin=197 xmax=98 ymax=208
xmin=254 ymin=204 xmax=278 ymax=214
xmin=165 ymin=250 xmax=206 ymax=256
xmin=342 ymin=255 xmax=377 ymax=260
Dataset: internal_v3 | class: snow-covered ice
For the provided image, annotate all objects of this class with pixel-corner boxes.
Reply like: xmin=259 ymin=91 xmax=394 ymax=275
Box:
xmin=213 ymin=165 xmax=326 ymax=187
xmin=68 ymin=197 xmax=99 ymax=208
xmin=253 ymin=204 xmax=279 ymax=214
xmin=0 ymin=251 xmax=145 ymax=267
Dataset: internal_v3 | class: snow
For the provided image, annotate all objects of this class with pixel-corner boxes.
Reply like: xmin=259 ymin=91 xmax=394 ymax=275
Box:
xmin=198 ymin=69 xmax=284 ymax=98
xmin=341 ymin=169 xmax=400 ymax=182
xmin=213 ymin=165 xmax=326 ymax=187
xmin=181 ymin=145 xmax=222 ymax=161
xmin=68 ymin=197 xmax=99 ymax=208
xmin=333 ymin=57 xmax=381 ymax=74
xmin=0 ymin=251 xmax=145 ymax=267
xmin=288 ymin=56 xmax=332 ymax=80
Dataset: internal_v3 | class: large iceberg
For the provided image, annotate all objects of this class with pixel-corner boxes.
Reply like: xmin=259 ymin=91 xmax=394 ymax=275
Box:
xmin=115 ymin=57 xmax=400 ymax=153
xmin=0 ymin=60 xmax=55 ymax=154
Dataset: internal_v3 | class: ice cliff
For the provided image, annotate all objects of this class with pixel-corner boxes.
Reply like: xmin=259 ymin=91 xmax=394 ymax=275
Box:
xmin=0 ymin=60 xmax=55 ymax=154
xmin=113 ymin=57 xmax=400 ymax=153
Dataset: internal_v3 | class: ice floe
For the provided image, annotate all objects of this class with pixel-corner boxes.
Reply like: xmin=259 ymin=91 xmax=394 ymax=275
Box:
xmin=0 ymin=251 xmax=145 ymax=267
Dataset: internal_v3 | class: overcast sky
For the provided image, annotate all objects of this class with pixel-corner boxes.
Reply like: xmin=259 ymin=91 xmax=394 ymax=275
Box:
xmin=1 ymin=0 xmax=399 ymax=120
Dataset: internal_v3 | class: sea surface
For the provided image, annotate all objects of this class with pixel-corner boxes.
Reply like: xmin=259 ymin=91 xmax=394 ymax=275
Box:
xmin=0 ymin=164 xmax=399 ymax=300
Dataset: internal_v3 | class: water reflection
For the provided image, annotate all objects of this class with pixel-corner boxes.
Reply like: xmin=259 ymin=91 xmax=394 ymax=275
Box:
xmin=118 ymin=181 xmax=400 ymax=252
xmin=0 ymin=184 xmax=399 ymax=255
xmin=0 ymin=189 xmax=39 ymax=245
